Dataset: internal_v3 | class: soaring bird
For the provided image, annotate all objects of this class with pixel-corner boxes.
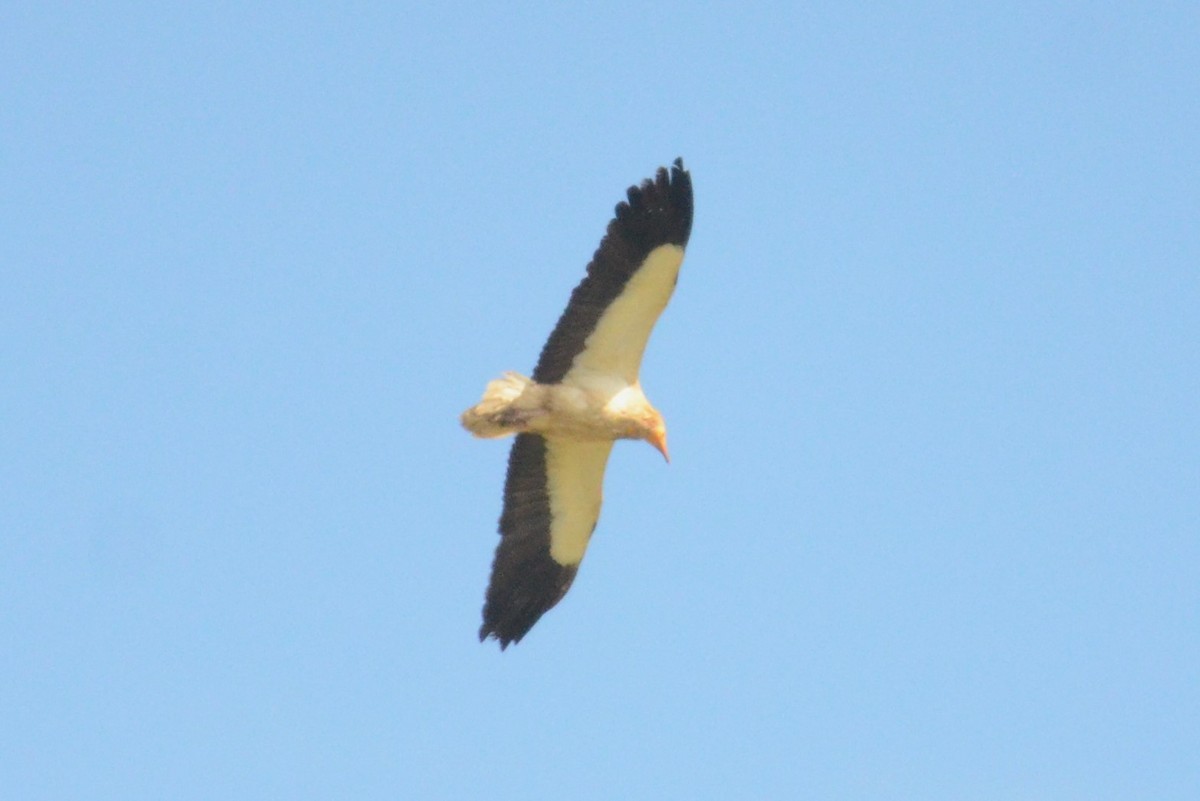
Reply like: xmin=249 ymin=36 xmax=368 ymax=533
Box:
xmin=461 ymin=159 xmax=694 ymax=648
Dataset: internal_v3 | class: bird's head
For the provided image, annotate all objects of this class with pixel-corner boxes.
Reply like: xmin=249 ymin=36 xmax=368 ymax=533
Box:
xmin=641 ymin=408 xmax=670 ymax=463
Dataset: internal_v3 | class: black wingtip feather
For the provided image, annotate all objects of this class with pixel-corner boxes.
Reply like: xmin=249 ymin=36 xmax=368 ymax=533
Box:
xmin=479 ymin=561 xmax=578 ymax=649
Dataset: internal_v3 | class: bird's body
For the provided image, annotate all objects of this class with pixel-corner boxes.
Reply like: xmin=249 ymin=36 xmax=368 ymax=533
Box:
xmin=461 ymin=372 xmax=660 ymax=444
xmin=461 ymin=159 xmax=693 ymax=648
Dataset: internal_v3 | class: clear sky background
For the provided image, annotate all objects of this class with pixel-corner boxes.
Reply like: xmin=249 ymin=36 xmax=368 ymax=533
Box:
xmin=3 ymin=3 xmax=1197 ymax=799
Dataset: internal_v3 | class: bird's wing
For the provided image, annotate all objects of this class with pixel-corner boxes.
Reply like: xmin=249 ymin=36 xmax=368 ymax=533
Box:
xmin=480 ymin=434 xmax=614 ymax=648
xmin=532 ymin=159 xmax=693 ymax=386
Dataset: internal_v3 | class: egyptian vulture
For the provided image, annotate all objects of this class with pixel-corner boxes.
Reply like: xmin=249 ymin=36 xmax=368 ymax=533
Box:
xmin=461 ymin=158 xmax=694 ymax=648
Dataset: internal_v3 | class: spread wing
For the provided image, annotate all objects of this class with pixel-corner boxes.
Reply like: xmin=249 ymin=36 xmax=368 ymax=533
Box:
xmin=479 ymin=434 xmax=615 ymax=648
xmin=532 ymin=159 xmax=693 ymax=386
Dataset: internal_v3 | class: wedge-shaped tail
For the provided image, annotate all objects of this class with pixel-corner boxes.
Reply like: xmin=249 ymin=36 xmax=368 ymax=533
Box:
xmin=460 ymin=372 xmax=537 ymax=438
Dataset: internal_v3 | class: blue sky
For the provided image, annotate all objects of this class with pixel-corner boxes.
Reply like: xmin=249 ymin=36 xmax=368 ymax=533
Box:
xmin=3 ymin=3 xmax=1197 ymax=799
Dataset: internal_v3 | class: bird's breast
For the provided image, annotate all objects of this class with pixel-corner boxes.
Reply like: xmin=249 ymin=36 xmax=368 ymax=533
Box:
xmin=534 ymin=378 xmax=641 ymax=441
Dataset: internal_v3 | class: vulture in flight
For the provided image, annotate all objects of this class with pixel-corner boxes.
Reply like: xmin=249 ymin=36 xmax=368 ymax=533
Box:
xmin=461 ymin=158 xmax=694 ymax=648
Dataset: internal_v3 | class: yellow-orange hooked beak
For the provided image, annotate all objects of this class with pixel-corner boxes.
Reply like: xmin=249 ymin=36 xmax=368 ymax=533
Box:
xmin=648 ymin=427 xmax=670 ymax=463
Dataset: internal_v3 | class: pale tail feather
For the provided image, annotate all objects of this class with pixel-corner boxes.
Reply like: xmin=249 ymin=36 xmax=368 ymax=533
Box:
xmin=461 ymin=372 xmax=537 ymax=438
